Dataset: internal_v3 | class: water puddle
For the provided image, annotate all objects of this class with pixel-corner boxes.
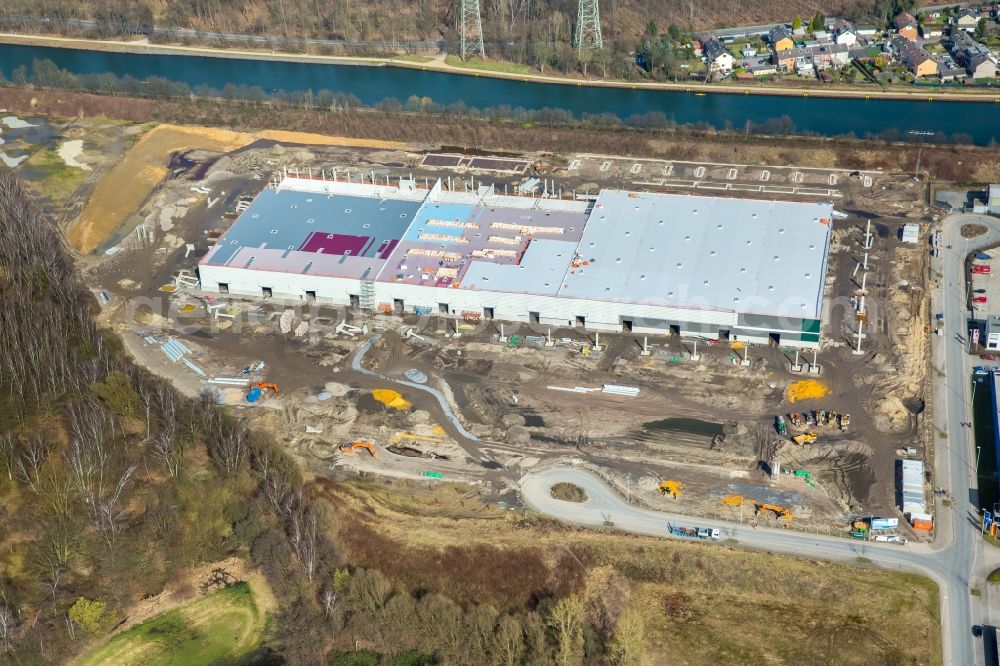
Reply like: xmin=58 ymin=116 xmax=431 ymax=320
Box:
xmin=640 ymin=417 xmax=724 ymax=437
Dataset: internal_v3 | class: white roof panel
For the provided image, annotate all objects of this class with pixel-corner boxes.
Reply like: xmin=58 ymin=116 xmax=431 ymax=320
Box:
xmin=557 ymin=190 xmax=833 ymax=320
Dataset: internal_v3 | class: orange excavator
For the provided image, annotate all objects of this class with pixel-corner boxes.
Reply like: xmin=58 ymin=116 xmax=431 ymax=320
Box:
xmin=755 ymin=502 xmax=794 ymax=520
xmin=255 ymin=382 xmax=279 ymax=396
xmin=340 ymin=440 xmax=378 ymax=459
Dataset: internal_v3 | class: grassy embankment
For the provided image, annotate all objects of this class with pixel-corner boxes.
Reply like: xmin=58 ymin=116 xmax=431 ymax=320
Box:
xmin=443 ymin=54 xmax=533 ymax=75
xmin=76 ymin=581 xmax=270 ymax=666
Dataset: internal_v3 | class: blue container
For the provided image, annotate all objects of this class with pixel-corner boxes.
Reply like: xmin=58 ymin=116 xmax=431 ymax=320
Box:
xmin=246 ymin=387 xmax=262 ymax=403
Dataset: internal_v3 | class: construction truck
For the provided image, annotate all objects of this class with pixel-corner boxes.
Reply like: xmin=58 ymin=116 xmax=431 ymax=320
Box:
xmin=792 ymin=432 xmax=817 ymax=445
xmin=774 ymin=415 xmax=787 ymax=436
xmin=659 ymin=480 xmax=683 ymax=498
xmin=340 ymin=440 xmax=378 ymax=459
xmin=789 ymin=412 xmax=804 ymax=428
xmin=667 ymin=523 xmax=720 ymax=540
xmin=839 ymin=413 xmax=850 ymax=430
xmin=755 ymin=503 xmax=794 ymax=520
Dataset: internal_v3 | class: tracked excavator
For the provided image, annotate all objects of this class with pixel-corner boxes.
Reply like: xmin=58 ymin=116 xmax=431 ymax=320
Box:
xmin=755 ymin=502 xmax=794 ymax=520
xmin=340 ymin=440 xmax=378 ymax=459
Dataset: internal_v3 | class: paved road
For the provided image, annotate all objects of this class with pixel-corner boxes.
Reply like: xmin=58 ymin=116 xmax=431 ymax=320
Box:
xmin=934 ymin=213 xmax=1000 ymax=666
xmin=522 ymin=213 xmax=1000 ymax=666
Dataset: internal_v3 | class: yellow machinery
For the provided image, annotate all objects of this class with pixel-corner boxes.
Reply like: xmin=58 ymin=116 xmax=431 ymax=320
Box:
xmin=340 ymin=440 xmax=378 ymax=459
xmin=755 ymin=502 xmax=794 ymax=520
xmin=792 ymin=432 xmax=817 ymax=445
xmin=659 ymin=480 xmax=683 ymax=498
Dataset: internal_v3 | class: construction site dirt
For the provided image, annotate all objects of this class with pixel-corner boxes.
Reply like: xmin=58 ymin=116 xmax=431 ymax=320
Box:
xmin=75 ymin=125 xmax=934 ymax=539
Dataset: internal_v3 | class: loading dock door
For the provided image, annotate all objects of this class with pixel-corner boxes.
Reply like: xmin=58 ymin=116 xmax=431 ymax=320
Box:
xmin=622 ymin=319 xmax=634 ymax=333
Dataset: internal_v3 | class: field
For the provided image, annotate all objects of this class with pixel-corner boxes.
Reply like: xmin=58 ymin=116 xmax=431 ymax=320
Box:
xmin=443 ymin=55 xmax=533 ymax=75
xmin=76 ymin=581 xmax=271 ymax=666
xmin=317 ymin=478 xmax=941 ymax=665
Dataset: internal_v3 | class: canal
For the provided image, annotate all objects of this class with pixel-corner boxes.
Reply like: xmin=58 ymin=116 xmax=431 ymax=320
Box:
xmin=2 ymin=42 xmax=999 ymax=144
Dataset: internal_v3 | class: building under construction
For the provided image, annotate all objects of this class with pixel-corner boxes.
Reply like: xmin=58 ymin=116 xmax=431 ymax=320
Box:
xmin=198 ymin=176 xmax=834 ymax=347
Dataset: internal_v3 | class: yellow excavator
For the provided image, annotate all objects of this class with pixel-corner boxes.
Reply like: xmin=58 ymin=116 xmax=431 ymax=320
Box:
xmin=755 ymin=502 xmax=794 ymax=520
xmin=659 ymin=480 xmax=684 ymax=498
xmin=792 ymin=432 xmax=817 ymax=445
xmin=340 ymin=440 xmax=378 ymax=459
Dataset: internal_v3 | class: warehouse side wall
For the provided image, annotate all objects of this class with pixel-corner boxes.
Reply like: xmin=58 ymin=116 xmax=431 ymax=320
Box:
xmin=198 ymin=265 xmax=819 ymax=348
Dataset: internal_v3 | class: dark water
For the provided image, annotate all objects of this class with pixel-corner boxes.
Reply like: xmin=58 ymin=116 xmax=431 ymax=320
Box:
xmin=2 ymin=43 xmax=1000 ymax=143
xmin=641 ymin=417 xmax=724 ymax=437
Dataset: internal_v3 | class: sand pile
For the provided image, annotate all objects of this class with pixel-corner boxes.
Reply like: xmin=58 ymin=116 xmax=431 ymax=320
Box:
xmin=786 ymin=379 xmax=829 ymax=403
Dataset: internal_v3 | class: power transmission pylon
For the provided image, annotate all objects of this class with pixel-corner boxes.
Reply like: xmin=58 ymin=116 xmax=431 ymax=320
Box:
xmin=459 ymin=0 xmax=485 ymax=60
xmin=574 ymin=0 xmax=603 ymax=51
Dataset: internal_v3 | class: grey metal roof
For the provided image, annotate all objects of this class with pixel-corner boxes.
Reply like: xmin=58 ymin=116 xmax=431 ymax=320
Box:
xmin=206 ymin=187 xmax=420 ymax=266
xmin=557 ymin=190 xmax=832 ymax=320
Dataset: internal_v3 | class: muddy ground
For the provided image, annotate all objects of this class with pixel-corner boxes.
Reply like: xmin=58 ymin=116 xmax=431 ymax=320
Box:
xmin=67 ymin=122 xmax=933 ymax=535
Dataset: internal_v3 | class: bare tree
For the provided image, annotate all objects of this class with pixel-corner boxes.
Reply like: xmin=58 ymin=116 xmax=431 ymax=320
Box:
xmin=547 ymin=595 xmax=585 ymax=666
xmin=0 ymin=603 xmax=19 ymax=653
xmin=14 ymin=434 xmax=50 ymax=493
xmin=493 ymin=614 xmax=525 ymax=666
xmin=212 ymin=419 xmax=249 ymax=474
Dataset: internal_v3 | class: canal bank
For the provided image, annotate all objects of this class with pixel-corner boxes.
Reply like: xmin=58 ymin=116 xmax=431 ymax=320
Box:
xmin=4 ymin=33 xmax=1000 ymax=104
xmin=2 ymin=36 xmax=1000 ymax=144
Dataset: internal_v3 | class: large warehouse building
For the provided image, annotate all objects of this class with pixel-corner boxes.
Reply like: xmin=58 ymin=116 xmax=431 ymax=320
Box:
xmin=199 ymin=176 xmax=833 ymax=347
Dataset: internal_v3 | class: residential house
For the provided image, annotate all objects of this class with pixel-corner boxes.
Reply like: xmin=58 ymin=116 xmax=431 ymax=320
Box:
xmin=950 ymin=29 xmax=999 ymax=79
xmin=741 ymin=44 xmax=758 ymax=57
xmin=795 ymin=57 xmax=816 ymax=77
xmin=701 ymin=36 xmax=735 ymax=73
xmin=891 ymin=35 xmax=938 ymax=77
xmin=956 ymin=8 xmax=981 ymax=32
xmin=969 ymin=52 xmax=998 ymax=79
xmin=922 ymin=22 xmax=944 ymax=39
xmin=813 ymin=30 xmax=831 ymax=43
xmin=895 ymin=12 xmax=919 ymax=41
xmin=768 ymin=25 xmax=795 ymax=52
xmin=773 ymin=46 xmax=810 ymax=71
xmin=810 ymin=43 xmax=851 ymax=69
xmin=832 ymin=19 xmax=858 ymax=46
xmin=856 ymin=25 xmax=879 ymax=38
xmin=749 ymin=62 xmax=777 ymax=76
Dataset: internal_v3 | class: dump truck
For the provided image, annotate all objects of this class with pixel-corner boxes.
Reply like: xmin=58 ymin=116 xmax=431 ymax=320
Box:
xmin=792 ymin=432 xmax=817 ymax=445
xmin=667 ymin=523 xmax=720 ymax=540
xmin=774 ymin=415 xmax=787 ymax=436
xmin=839 ymin=413 xmax=850 ymax=430
xmin=789 ymin=412 xmax=804 ymax=428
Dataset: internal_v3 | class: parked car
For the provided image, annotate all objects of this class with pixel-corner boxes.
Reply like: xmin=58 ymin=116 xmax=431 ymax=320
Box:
xmin=981 ymin=354 xmax=996 ymax=361
xmin=974 ymin=288 xmax=987 ymax=294
xmin=972 ymin=265 xmax=991 ymax=274
xmin=973 ymin=296 xmax=988 ymax=303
